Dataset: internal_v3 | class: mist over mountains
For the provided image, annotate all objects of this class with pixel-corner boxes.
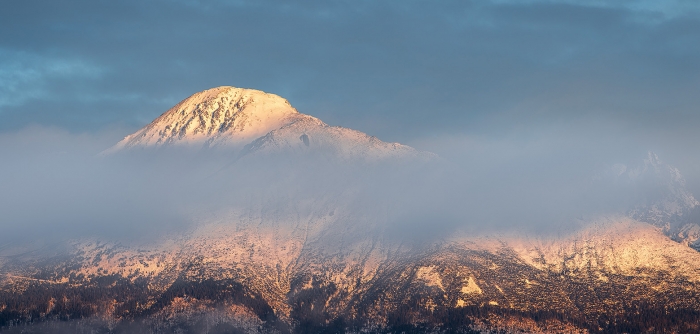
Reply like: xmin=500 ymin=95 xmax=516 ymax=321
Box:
xmin=0 ymin=87 xmax=690 ymax=243
xmin=2 ymin=87 xmax=700 ymax=333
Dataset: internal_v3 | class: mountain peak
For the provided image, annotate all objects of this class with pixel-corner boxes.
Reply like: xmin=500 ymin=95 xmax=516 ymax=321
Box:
xmin=104 ymin=86 xmax=432 ymax=162
xmin=184 ymin=86 xmax=294 ymax=110
xmin=107 ymin=86 xmax=301 ymax=151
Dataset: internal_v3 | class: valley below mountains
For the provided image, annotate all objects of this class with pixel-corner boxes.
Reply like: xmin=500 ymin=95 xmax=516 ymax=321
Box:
xmin=2 ymin=87 xmax=700 ymax=333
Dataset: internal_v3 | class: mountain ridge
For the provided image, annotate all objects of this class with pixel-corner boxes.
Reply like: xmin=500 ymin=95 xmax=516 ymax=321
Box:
xmin=3 ymin=88 xmax=700 ymax=333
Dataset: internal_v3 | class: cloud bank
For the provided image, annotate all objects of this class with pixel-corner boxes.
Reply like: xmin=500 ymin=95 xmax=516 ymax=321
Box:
xmin=0 ymin=124 xmax=690 ymax=249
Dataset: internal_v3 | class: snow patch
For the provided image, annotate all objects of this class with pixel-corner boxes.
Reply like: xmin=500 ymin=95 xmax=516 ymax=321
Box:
xmin=461 ymin=276 xmax=482 ymax=295
xmin=416 ymin=266 xmax=444 ymax=290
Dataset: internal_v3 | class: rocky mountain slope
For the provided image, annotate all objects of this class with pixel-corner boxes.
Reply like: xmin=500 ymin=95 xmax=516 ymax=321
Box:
xmin=2 ymin=87 xmax=700 ymax=333
xmin=4 ymin=214 xmax=700 ymax=333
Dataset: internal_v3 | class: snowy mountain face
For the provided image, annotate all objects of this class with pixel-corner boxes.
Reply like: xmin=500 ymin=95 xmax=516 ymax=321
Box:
xmin=107 ymin=87 xmax=300 ymax=151
xmin=104 ymin=86 xmax=429 ymax=162
xmin=2 ymin=87 xmax=700 ymax=333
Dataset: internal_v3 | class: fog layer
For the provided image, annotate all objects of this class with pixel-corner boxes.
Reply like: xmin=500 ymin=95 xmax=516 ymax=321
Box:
xmin=0 ymin=124 xmax=688 ymax=246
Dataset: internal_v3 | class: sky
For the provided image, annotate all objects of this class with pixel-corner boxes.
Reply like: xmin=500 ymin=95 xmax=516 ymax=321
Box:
xmin=1 ymin=1 xmax=698 ymax=133
xmin=2 ymin=0 xmax=700 ymax=211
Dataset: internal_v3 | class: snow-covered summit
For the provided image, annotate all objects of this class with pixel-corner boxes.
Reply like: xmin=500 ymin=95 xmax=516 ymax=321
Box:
xmin=106 ymin=86 xmax=303 ymax=152
xmin=104 ymin=86 xmax=432 ymax=161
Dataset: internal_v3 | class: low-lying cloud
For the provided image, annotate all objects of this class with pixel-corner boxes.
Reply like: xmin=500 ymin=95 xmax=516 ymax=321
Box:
xmin=1 ymin=124 xmax=692 ymax=249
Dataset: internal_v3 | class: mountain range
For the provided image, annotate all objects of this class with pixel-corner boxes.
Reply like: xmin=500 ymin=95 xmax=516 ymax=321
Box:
xmin=2 ymin=87 xmax=700 ymax=334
